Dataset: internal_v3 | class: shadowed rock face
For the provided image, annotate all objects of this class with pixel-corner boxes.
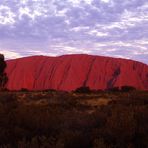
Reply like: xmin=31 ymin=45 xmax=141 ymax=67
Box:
xmin=5 ymin=54 xmax=148 ymax=91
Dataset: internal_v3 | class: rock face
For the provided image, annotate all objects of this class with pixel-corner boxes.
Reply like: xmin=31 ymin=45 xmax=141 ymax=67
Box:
xmin=5 ymin=54 xmax=148 ymax=91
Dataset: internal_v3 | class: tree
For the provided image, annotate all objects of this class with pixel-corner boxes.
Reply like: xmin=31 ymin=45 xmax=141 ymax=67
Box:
xmin=0 ymin=54 xmax=8 ymax=90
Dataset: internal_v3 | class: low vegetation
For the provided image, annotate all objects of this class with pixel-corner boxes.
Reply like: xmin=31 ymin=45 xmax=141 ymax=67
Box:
xmin=0 ymin=89 xmax=147 ymax=147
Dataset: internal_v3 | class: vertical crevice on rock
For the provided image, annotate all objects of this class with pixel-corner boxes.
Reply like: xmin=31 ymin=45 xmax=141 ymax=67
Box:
xmin=57 ymin=59 xmax=72 ymax=90
xmin=33 ymin=57 xmax=49 ymax=89
xmin=107 ymin=67 xmax=121 ymax=89
xmin=83 ymin=57 xmax=96 ymax=87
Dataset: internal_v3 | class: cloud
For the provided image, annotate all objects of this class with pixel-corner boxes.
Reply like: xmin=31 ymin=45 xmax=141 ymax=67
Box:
xmin=0 ymin=5 xmax=16 ymax=25
xmin=70 ymin=26 xmax=90 ymax=32
xmin=100 ymin=0 xmax=111 ymax=3
xmin=87 ymin=29 xmax=109 ymax=37
xmin=0 ymin=0 xmax=147 ymax=64
xmin=0 ymin=50 xmax=22 ymax=59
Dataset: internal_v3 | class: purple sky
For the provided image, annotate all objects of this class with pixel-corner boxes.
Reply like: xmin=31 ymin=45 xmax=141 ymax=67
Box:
xmin=0 ymin=0 xmax=148 ymax=64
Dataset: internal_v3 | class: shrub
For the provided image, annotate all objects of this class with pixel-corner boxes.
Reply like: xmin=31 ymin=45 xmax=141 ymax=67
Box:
xmin=121 ymin=86 xmax=136 ymax=92
xmin=20 ymin=88 xmax=29 ymax=92
xmin=74 ymin=86 xmax=91 ymax=93
xmin=43 ymin=89 xmax=56 ymax=92
xmin=107 ymin=87 xmax=120 ymax=92
xmin=93 ymin=138 xmax=107 ymax=148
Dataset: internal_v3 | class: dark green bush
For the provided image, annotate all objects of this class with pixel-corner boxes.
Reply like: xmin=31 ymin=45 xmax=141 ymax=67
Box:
xmin=20 ymin=88 xmax=29 ymax=92
xmin=74 ymin=86 xmax=91 ymax=93
xmin=107 ymin=87 xmax=120 ymax=92
xmin=121 ymin=86 xmax=136 ymax=92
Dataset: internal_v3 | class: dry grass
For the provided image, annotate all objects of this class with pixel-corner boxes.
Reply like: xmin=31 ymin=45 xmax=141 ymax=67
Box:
xmin=0 ymin=90 xmax=147 ymax=147
xmin=81 ymin=98 xmax=112 ymax=107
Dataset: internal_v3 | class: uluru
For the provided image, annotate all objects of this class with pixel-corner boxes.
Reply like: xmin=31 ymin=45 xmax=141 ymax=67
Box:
xmin=5 ymin=54 xmax=148 ymax=91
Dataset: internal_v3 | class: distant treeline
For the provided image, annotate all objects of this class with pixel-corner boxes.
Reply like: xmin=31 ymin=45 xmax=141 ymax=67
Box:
xmin=2 ymin=85 xmax=138 ymax=93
